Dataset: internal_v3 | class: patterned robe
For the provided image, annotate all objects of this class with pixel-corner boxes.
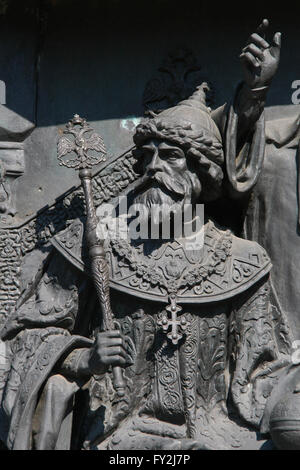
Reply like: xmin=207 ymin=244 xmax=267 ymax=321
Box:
xmin=0 ymin=219 xmax=292 ymax=450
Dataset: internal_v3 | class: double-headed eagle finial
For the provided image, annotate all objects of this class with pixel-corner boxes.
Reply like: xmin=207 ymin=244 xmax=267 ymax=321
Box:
xmin=57 ymin=114 xmax=107 ymax=170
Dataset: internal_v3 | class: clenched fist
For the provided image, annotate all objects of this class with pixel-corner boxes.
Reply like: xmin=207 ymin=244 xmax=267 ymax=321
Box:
xmin=87 ymin=330 xmax=133 ymax=375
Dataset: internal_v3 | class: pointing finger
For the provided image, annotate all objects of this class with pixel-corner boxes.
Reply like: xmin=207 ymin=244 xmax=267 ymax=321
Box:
xmin=256 ymin=18 xmax=269 ymax=38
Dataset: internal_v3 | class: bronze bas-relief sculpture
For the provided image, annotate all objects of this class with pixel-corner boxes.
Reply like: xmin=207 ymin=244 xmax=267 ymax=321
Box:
xmin=0 ymin=19 xmax=298 ymax=450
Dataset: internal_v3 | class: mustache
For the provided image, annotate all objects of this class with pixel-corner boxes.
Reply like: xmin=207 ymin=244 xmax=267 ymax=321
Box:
xmin=134 ymin=186 xmax=175 ymax=207
xmin=137 ymin=171 xmax=187 ymax=198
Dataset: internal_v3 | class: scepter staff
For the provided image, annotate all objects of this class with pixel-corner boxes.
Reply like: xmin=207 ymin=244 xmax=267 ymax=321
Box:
xmin=57 ymin=114 xmax=126 ymax=397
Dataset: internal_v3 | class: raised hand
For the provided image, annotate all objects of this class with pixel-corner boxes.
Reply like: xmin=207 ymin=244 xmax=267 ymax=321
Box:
xmin=240 ymin=19 xmax=281 ymax=89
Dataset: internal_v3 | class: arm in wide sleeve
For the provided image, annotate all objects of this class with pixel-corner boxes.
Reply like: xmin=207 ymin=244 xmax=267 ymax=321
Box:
xmin=224 ymin=82 xmax=267 ymax=199
xmin=0 ymin=249 xmax=86 ymax=341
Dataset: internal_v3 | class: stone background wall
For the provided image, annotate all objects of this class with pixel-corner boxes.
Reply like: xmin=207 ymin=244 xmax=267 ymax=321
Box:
xmin=0 ymin=0 xmax=299 ymax=226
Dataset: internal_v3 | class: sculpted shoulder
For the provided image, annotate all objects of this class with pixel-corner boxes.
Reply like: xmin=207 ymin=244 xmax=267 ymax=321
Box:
xmin=229 ymin=232 xmax=271 ymax=294
xmin=51 ymin=218 xmax=89 ymax=274
xmin=50 ymin=219 xmax=271 ymax=304
xmin=230 ymin=232 xmax=271 ymax=266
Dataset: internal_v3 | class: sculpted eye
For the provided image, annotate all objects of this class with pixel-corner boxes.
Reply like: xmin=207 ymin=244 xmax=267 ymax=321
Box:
xmin=166 ymin=149 xmax=184 ymax=160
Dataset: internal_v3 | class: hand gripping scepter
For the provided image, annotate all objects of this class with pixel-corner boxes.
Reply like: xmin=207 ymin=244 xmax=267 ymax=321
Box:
xmin=57 ymin=114 xmax=126 ymax=397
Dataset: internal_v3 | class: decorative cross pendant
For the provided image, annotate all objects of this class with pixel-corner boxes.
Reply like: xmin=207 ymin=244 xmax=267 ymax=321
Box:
xmin=157 ymin=294 xmax=190 ymax=345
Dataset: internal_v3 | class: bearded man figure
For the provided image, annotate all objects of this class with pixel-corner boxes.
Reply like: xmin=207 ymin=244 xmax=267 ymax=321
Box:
xmin=0 ymin=20 xmax=295 ymax=450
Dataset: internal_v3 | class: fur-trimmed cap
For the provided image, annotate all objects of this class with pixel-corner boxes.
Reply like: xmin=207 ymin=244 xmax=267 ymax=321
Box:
xmin=134 ymin=82 xmax=224 ymax=165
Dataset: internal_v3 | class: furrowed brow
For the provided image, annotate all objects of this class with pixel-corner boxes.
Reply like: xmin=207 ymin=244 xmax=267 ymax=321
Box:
xmin=142 ymin=144 xmax=155 ymax=152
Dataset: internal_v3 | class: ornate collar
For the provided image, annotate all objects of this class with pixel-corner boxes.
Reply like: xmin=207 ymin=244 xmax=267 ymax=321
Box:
xmin=52 ymin=218 xmax=271 ymax=305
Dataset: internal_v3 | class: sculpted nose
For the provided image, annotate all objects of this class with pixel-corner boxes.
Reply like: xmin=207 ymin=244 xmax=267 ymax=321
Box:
xmin=147 ymin=150 xmax=162 ymax=175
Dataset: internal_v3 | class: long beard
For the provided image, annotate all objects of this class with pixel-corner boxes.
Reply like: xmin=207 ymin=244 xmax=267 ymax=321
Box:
xmin=131 ymin=170 xmax=200 ymax=226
